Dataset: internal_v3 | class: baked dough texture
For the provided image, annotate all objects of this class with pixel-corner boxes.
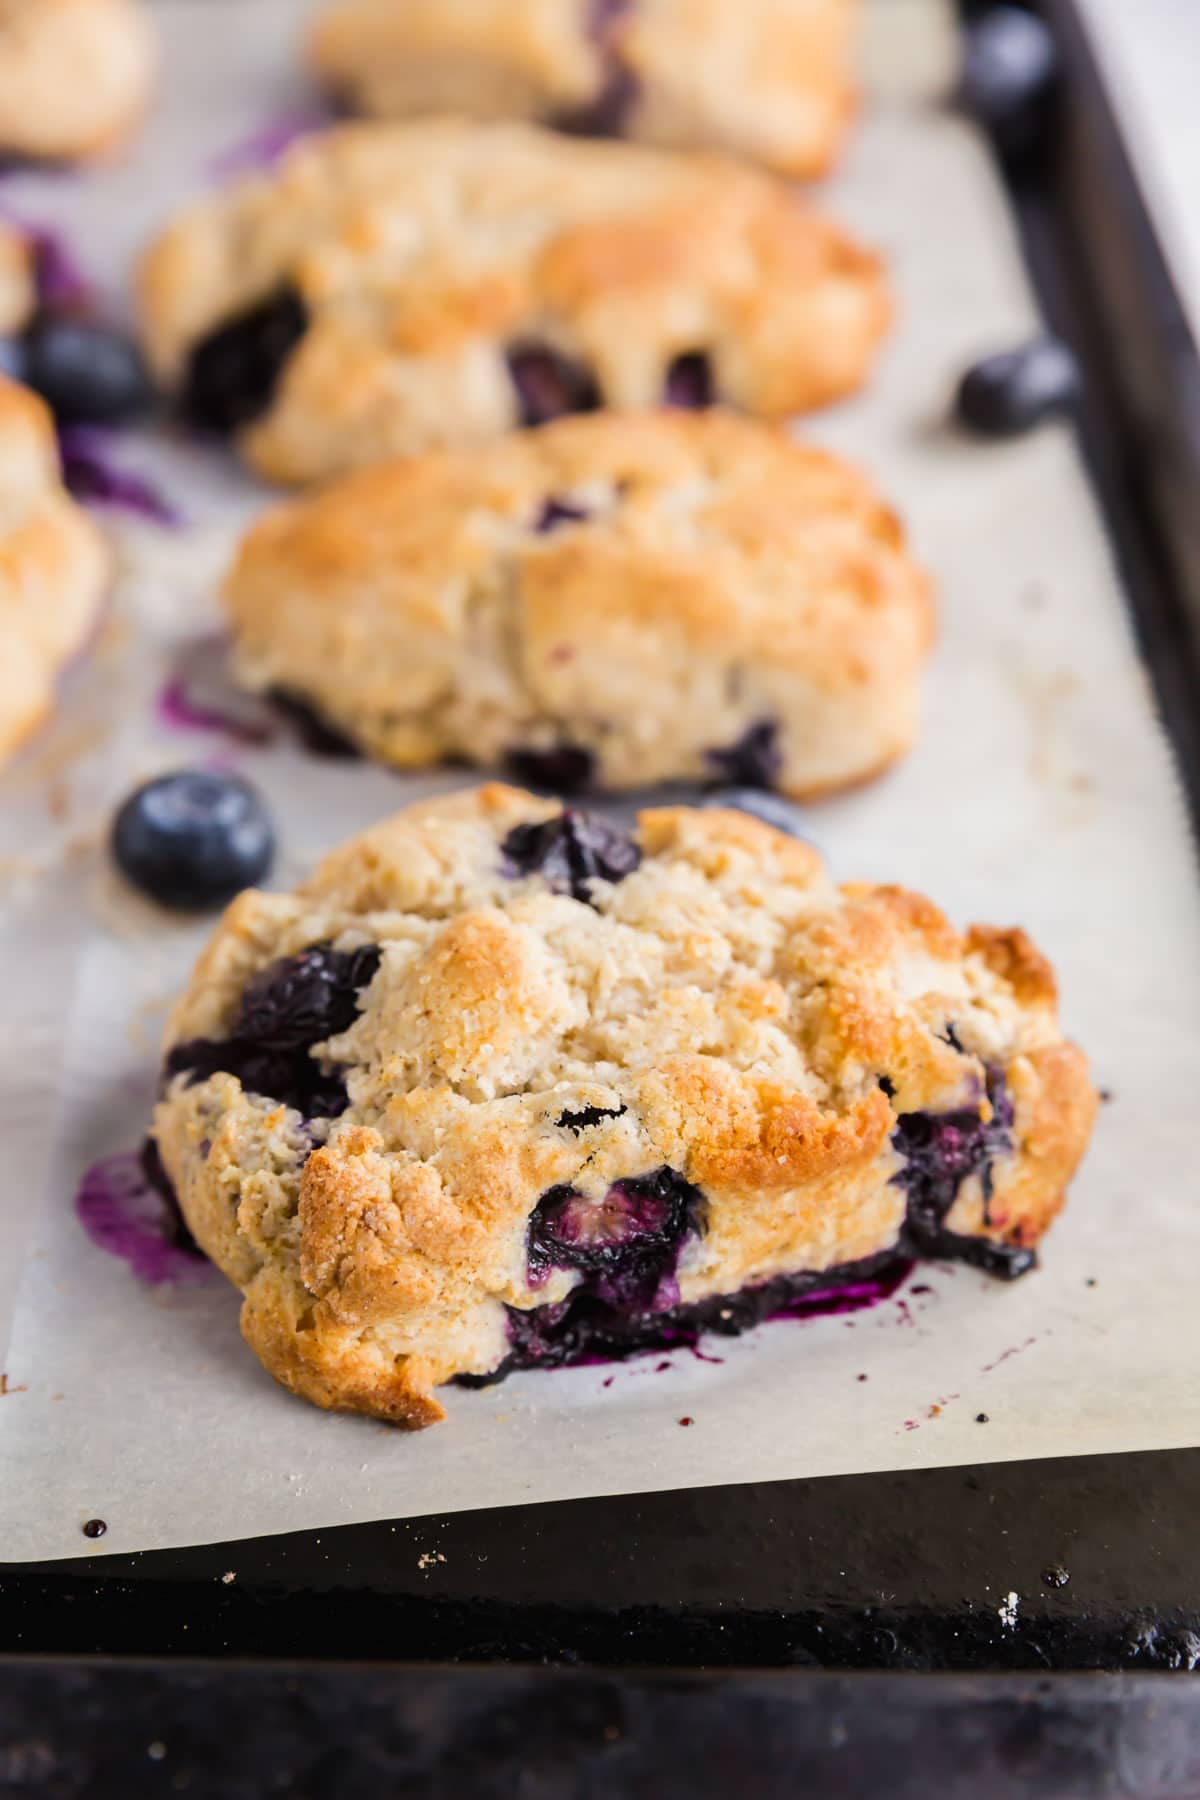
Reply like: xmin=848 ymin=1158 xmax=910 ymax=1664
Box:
xmin=150 ymin=783 xmax=1097 ymax=1427
xmin=0 ymin=221 xmax=36 ymax=337
xmin=0 ymin=0 xmax=155 ymax=160
xmin=0 ymin=375 xmax=109 ymax=762
xmin=224 ymin=409 xmax=934 ymax=799
xmin=138 ymin=118 xmax=890 ymax=486
xmin=309 ymin=0 xmax=860 ymax=180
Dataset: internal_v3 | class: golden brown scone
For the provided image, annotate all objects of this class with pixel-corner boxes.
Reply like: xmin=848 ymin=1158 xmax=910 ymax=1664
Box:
xmin=310 ymin=0 xmax=859 ymax=180
xmin=0 ymin=0 xmax=155 ymax=161
xmin=0 ymin=375 xmax=110 ymax=763
xmin=138 ymin=118 xmax=890 ymax=486
xmin=225 ymin=409 xmax=933 ymax=799
xmin=0 ymin=221 xmax=36 ymax=338
xmin=149 ymin=784 xmax=1097 ymax=1427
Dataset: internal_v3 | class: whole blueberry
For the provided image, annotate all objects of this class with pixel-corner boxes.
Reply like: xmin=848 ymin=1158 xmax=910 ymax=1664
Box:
xmin=961 ymin=7 xmax=1057 ymax=144
xmin=111 ymin=771 xmax=275 ymax=911
xmin=703 ymin=787 xmax=814 ymax=843
xmin=956 ymin=339 xmax=1079 ymax=436
xmin=21 ymin=318 xmax=154 ymax=425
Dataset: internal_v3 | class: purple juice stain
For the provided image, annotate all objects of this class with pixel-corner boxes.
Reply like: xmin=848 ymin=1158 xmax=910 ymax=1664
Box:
xmin=207 ymin=110 xmax=331 ymax=180
xmin=59 ymin=427 xmax=183 ymax=527
xmin=157 ymin=675 xmax=273 ymax=746
xmin=75 ymin=1145 xmax=210 ymax=1286
xmin=501 ymin=808 xmax=641 ymax=902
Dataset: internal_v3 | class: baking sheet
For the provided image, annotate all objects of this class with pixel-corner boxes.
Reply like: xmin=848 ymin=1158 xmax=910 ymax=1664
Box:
xmin=2 ymin=0 xmax=1198 ymax=1563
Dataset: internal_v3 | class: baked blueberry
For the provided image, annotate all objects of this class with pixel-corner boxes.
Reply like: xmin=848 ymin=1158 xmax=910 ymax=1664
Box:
xmin=526 ymin=1166 xmax=702 ymax=1311
xmin=535 ymin=496 xmax=591 ymax=532
xmin=506 ymin=344 xmax=601 ymax=427
xmin=664 ymin=351 xmax=714 ymax=409
xmin=956 ymin=338 xmax=1080 ymax=435
xmin=502 ymin=808 xmax=641 ymax=901
xmin=21 ymin=317 xmax=153 ymax=426
xmin=501 ymin=808 xmax=636 ymax=893
xmin=268 ymin=688 xmax=363 ymax=758
xmin=111 ymin=770 xmax=275 ymax=911
xmin=505 ymin=742 xmax=596 ymax=794
xmin=182 ymin=287 xmax=309 ymax=434
xmin=705 ymin=720 xmax=782 ymax=790
xmin=164 ymin=941 xmax=381 ymax=1120
xmin=892 ymin=1070 xmax=1014 ymax=1251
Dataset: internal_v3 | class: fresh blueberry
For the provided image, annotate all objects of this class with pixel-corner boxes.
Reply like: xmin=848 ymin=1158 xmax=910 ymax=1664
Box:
xmin=502 ymin=808 xmax=641 ymax=902
xmin=664 ymin=351 xmax=714 ymax=410
xmin=182 ymin=287 xmax=308 ymax=434
xmin=506 ymin=344 xmax=601 ymax=427
xmin=20 ymin=317 xmax=154 ymax=425
xmin=703 ymin=787 xmax=812 ymax=840
xmin=961 ymin=7 xmax=1057 ymax=147
xmin=705 ymin=720 xmax=782 ymax=790
xmin=111 ymin=770 xmax=275 ymax=910
xmin=505 ymin=741 xmax=596 ymax=794
xmin=956 ymin=338 xmax=1079 ymax=435
xmin=535 ymin=496 xmax=591 ymax=533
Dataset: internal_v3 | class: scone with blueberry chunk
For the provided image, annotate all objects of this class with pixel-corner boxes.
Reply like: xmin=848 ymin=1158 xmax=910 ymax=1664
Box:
xmin=148 ymin=784 xmax=1097 ymax=1427
xmin=223 ymin=409 xmax=933 ymax=799
xmin=310 ymin=0 xmax=859 ymax=180
xmin=0 ymin=374 xmax=109 ymax=763
xmin=138 ymin=118 xmax=889 ymax=486
xmin=0 ymin=0 xmax=155 ymax=161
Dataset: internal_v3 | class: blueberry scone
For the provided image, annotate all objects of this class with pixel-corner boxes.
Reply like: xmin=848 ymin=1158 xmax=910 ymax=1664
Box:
xmin=225 ymin=410 xmax=933 ymax=799
xmin=138 ymin=119 xmax=890 ymax=486
xmin=148 ymin=784 xmax=1096 ymax=1427
xmin=309 ymin=0 xmax=859 ymax=180
xmin=0 ymin=374 xmax=109 ymax=762
xmin=0 ymin=0 xmax=155 ymax=161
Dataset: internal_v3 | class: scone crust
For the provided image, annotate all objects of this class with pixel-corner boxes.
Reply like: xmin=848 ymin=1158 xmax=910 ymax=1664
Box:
xmin=310 ymin=0 xmax=860 ymax=179
xmin=224 ymin=409 xmax=934 ymax=798
xmin=0 ymin=0 xmax=155 ymax=160
xmin=0 ymin=376 xmax=110 ymax=762
xmin=0 ymin=221 xmax=36 ymax=338
xmin=138 ymin=118 xmax=890 ymax=485
xmin=151 ymin=785 xmax=1096 ymax=1428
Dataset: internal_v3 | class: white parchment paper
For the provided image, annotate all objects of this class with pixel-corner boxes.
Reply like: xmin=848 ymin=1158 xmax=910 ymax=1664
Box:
xmin=1 ymin=0 xmax=1198 ymax=1562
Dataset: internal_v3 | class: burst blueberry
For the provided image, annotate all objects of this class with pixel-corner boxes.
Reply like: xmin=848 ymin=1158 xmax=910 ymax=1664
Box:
xmin=501 ymin=808 xmax=641 ymax=902
xmin=526 ymin=1166 xmax=703 ymax=1312
xmin=664 ymin=351 xmax=714 ymax=410
xmin=111 ymin=770 xmax=275 ymax=911
xmin=182 ymin=287 xmax=308 ymax=434
xmin=505 ymin=741 xmax=596 ymax=794
xmin=705 ymin=720 xmax=783 ymax=790
xmin=506 ymin=344 xmax=601 ymax=427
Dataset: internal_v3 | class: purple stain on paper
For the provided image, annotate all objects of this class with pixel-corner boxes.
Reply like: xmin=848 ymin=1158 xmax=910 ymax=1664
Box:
xmin=157 ymin=675 xmax=273 ymax=746
xmin=75 ymin=1147 xmax=210 ymax=1286
xmin=58 ymin=426 xmax=184 ymax=527
xmin=207 ymin=110 xmax=331 ymax=180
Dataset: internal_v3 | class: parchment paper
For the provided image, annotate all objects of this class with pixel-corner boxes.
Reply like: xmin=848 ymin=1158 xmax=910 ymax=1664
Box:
xmin=1 ymin=0 xmax=1198 ymax=1562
